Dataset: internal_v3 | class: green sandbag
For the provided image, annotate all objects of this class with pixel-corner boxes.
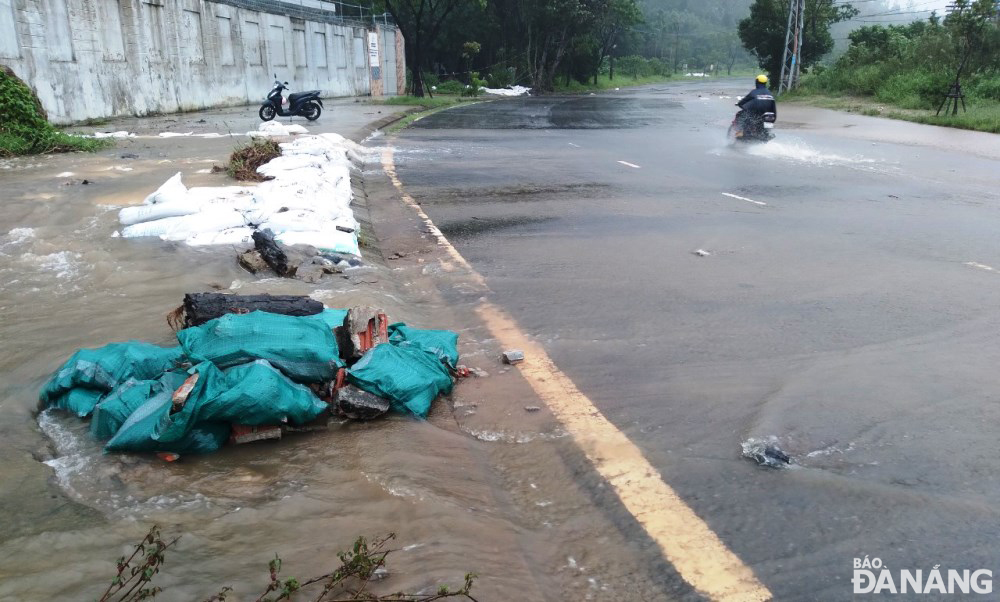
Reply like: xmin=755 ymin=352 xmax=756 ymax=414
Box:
xmin=155 ymin=361 xmax=328 ymax=444
xmin=104 ymin=390 xmax=229 ymax=455
xmin=387 ymin=323 xmax=460 ymax=369
xmin=307 ymin=308 xmax=349 ymax=331
xmin=177 ymin=311 xmax=342 ymax=383
xmin=347 ymin=344 xmax=454 ymax=418
xmin=41 ymin=342 xmax=185 ymax=417
xmin=90 ymin=372 xmax=188 ymax=440
xmin=49 ymin=389 xmax=105 ymax=418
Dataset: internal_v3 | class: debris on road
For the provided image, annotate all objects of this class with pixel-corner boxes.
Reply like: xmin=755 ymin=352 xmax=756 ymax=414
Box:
xmin=693 ymin=249 xmax=711 ymax=257
xmin=502 ymin=350 xmax=525 ymax=365
xmin=168 ymin=292 xmax=326 ymax=329
xmin=336 ymin=385 xmax=391 ymax=420
xmin=41 ymin=296 xmax=462 ymax=456
xmin=524 ymin=406 xmax=541 ymax=412
xmin=741 ymin=437 xmax=792 ymax=468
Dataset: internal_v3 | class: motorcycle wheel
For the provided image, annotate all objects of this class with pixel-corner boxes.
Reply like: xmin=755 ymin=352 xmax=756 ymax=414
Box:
xmin=259 ymin=104 xmax=276 ymax=122
xmin=303 ymin=101 xmax=322 ymax=121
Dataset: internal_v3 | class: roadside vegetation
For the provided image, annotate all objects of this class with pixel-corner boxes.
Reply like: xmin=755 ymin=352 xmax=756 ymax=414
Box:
xmin=738 ymin=0 xmax=1000 ymax=133
xmin=97 ymin=526 xmax=477 ymax=602
xmin=0 ymin=67 xmax=111 ymax=157
xmin=366 ymin=0 xmax=758 ymax=97
xmin=790 ymin=3 xmax=1000 ymax=133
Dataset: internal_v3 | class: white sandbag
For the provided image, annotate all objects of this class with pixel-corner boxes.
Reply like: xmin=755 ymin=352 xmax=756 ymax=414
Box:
xmin=119 ymin=199 xmax=201 ymax=226
xmin=142 ymin=172 xmax=187 ymax=205
xmin=256 ymin=154 xmax=326 ymax=178
xmin=187 ymin=186 xmax=255 ymax=202
xmin=241 ymin=195 xmax=350 ymax=224
xmin=92 ymin=131 xmax=135 ymax=139
xmin=185 ymin=227 xmax=256 ymax=246
xmin=122 ymin=209 xmax=247 ymax=239
xmin=250 ymin=121 xmax=309 ymax=138
xmin=259 ymin=210 xmax=358 ymax=234
xmin=275 ymin=228 xmax=360 ymax=256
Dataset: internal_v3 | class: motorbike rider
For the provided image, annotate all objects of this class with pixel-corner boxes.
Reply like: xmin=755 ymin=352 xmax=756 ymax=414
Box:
xmin=736 ymin=75 xmax=777 ymax=131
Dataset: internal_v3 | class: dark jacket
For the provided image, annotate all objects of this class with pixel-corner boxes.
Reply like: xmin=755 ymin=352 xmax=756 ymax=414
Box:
xmin=738 ymin=83 xmax=777 ymax=117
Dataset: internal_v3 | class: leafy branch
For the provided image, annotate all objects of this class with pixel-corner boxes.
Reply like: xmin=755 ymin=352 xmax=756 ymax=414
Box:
xmin=99 ymin=527 xmax=478 ymax=602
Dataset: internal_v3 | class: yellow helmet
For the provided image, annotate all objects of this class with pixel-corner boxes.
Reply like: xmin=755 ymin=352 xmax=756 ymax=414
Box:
xmin=756 ymin=74 xmax=769 ymax=85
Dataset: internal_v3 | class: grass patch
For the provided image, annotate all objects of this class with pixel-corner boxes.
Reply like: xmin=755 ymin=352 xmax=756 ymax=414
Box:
xmin=380 ymin=95 xmax=471 ymax=109
xmin=385 ymin=102 xmax=480 ymax=134
xmin=0 ymin=67 xmax=112 ymax=157
xmin=226 ymin=138 xmax=281 ymax=181
xmin=784 ymin=91 xmax=1000 ymax=134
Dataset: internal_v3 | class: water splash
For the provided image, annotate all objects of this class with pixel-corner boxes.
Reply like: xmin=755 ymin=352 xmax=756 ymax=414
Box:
xmin=745 ymin=139 xmax=880 ymax=168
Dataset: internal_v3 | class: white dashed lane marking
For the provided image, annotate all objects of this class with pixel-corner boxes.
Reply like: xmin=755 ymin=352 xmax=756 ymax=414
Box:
xmin=722 ymin=192 xmax=767 ymax=206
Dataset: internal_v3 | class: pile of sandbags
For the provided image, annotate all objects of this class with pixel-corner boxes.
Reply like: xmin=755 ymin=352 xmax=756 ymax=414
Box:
xmin=116 ymin=132 xmax=363 ymax=256
xmin=40 ymin=301 xmax=460 ymax=456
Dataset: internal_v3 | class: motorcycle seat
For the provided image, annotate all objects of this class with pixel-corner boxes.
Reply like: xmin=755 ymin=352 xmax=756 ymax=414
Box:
xmin=288 ymin=91 xmax=320 ymax=103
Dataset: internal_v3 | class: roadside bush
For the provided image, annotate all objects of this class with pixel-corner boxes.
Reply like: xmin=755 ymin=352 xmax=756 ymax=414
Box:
xmin=435 ymin=79 xmax=465 ymax=94
xmin=617 ymin=55 xmax=651 ymax=79
xmin=0 ymin=66 xmax=110 ymax=157
xmin=647 ymin=58 xmax=670 ymax=77
xmin=422 ymin=72 xmax=440 ymax=88
xmin=462 ymin=72 xmax=485 ymax=97
xmin=970 ymin=75 xmax=1000 ymax=101
xmin=487 ymin=67 xmax=515 ymax=89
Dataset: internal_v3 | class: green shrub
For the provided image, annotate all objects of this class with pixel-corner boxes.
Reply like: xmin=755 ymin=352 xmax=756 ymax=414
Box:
xmin=0 ymin=67 xmax=110 ymax=157
xmin=616 ymin=55 xmax=651 ymax=79
xmin=486 ymin=67 xmax=515 ymax=89
xmin=422 ymin=72 xmax=440 ymax=88
xmin=435 ymin=79 xmax=465 ymax=94
xmin=970 ymin=76 xmax=1000 ymax=101
xmin=462 ymin=72 xmax=485 ymax=97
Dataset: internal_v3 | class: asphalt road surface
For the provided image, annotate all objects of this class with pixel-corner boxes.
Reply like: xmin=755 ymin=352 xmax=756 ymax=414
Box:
xmin=390 ymin=80 xmax=1000 ymax=599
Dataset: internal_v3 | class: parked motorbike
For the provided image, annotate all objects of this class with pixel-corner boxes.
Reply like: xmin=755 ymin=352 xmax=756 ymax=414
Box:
xmin=728 ymin=106 xmax=776 ymax=143
xmin=259 ymin=75 xmax=323 ymax=122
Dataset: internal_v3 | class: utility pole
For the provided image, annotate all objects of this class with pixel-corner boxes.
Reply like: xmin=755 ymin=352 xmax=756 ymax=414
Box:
xmin=778 ymin=0 xmax=805 ymax=94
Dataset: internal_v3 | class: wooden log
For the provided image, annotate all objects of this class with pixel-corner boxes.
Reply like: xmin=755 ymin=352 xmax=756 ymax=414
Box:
xmin=179 ymin=292 xmax=324 ymax=328
xmin=252 ymin=229 xmax=293 ymax=276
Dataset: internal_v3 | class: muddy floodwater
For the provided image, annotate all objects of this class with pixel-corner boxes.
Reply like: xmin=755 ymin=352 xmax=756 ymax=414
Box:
xmin=0 ymin=104 xmax=673 ymax=602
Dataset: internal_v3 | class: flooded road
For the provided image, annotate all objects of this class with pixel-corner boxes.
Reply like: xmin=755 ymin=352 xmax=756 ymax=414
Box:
xmin=391 ymin=81 xmax=1000 ymax=598
xmin=0 ymin=101 xmax=672 ymax=601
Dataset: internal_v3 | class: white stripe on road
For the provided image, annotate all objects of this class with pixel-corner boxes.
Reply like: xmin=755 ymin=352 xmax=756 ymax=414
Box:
xmin=618 ymin=161 xmax=641 ymax=168
xmin=965 ymin=261 xmax=996 ymax=272
xmin=568 ymin=143 xmax=581 ymax=148
xmin=722 ymin=192 xmax=767 ymax=206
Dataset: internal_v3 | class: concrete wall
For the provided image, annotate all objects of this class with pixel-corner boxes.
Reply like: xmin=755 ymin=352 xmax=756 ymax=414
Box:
xmin=0 ymin=0 xmax=404 ymax=123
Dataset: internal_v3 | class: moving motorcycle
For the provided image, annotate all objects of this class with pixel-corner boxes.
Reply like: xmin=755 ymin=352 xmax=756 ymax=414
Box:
xmin=728 ymin=106 xmax=776 ymax=143
xmin=259 ymin=75 xmax=323 ymax=122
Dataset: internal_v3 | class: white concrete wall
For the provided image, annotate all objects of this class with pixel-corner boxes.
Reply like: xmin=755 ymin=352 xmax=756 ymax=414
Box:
xmin=0 ymin=0 xmax=404 ymax=123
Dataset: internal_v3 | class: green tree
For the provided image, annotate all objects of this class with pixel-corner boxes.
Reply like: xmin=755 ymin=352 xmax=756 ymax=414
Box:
xmin=377 ymin=0 xmax=485 ymax=97
xmin=591 ymin=0 xmax=644 ymax=84
xmin=738 ymin=0 xmax=858 ymax=84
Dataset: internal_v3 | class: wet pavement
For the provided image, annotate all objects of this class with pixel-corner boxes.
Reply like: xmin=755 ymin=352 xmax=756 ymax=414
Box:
xmin=390 ymin=80 xmax=1000 ymax=599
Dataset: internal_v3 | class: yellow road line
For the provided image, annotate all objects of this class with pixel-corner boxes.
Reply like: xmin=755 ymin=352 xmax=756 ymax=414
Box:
xmin=381 ymin=145 xmax=772 ymax=602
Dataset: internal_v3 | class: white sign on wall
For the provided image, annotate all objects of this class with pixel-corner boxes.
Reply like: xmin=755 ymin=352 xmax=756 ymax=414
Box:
xmin=367 ymin=31 xmax=380 ymax=65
